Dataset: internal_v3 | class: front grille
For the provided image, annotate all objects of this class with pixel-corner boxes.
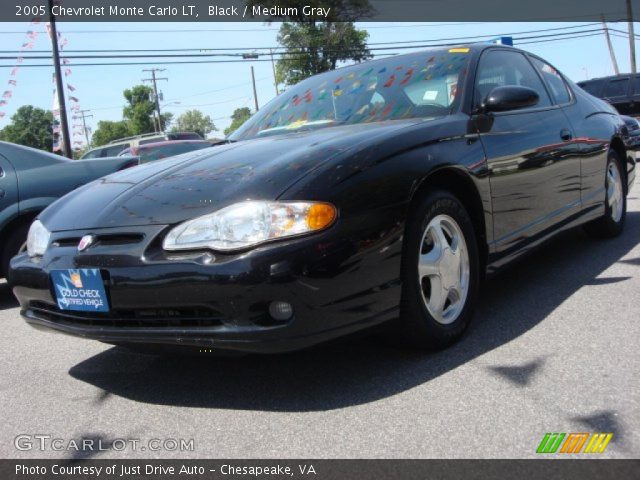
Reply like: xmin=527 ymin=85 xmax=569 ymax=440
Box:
xmin=53 ymin=233 xmax=145 ymax=248
xmin=29 ymin=301 xmax=224 ymax=329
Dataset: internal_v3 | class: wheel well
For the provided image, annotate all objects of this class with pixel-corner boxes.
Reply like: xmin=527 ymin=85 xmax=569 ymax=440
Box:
xmin=610 ymin=137 xmax=628 ymax=192
xmin=410 ymin=168 xmax=489 ymax=274
xmin=0 ymin=211 xmax=39 ymax=258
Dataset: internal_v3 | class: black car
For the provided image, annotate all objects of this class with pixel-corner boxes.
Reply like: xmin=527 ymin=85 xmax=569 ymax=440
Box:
xmin=0 ymin=141 xmax=138 ymax=277
xmin=577 ymin=74 xmax=640 ymax=116
xmin=621 ymin=115 xmax=640 ymax=151
xmin=9 ymin=45 xmax=635 ymax=354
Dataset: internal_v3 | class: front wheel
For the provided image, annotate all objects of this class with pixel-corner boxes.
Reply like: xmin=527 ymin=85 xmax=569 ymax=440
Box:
xmin=584 ymin=150 xmax=626 ymax=238
xmin=395 ymin=190 xmax=480 ymax=350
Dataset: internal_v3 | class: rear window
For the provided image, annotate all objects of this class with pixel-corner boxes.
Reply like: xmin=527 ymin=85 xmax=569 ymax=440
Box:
xmin=603 ymin=78 xmax=630 ymax=98
xmin=634 ymin=76 xmax=640 ymax=96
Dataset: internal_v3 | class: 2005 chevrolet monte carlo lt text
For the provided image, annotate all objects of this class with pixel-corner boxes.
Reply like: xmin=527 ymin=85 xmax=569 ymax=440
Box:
xmin=8 ymin=44 xmax=636 ymax=354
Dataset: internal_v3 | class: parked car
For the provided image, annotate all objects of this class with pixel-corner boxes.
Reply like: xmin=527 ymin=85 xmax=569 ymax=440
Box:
xmin=80 ymin=132 xmax=204 ymax=159
xmin=621 ymin=115 xmax=640 ymax=151
xmin=118 ymin=140 xmax=212 ymax=163
xmin=9 ymin=44 xmax=635 ymax=354
xmin=0 ymin=141 xmax=138 ymax=277
xmin=577 ymin=74 xmax=640 ymax=116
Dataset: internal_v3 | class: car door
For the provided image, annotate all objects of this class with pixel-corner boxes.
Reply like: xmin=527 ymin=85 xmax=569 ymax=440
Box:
xmin=0 ymin=153 xmax=18 ymax=225
xmin=472 ymin=48 xmax=582 ymax=257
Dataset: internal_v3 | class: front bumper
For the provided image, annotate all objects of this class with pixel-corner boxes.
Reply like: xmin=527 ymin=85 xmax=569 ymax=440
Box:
xmin=9 ymin=222 xmax=403 ymax=354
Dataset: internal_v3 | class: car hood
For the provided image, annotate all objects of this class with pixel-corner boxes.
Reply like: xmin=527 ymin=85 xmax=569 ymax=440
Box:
xmin=40 ymin=120 xmax=425 ymax=231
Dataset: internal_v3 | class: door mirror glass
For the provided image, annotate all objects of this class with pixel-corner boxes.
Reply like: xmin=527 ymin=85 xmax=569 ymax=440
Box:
xmin=482 ymin=86 xmax=540 ymax=112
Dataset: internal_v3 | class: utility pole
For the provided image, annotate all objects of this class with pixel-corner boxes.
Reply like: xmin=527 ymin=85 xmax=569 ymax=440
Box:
xmin=47 ymin=0 xmax=71 ymax=158
xmin=269 ymin=48 xmax=279 ymax=96
xmin=73 ymin=109 xmax=93 ymax=147
xmin=250 ymin=66 xmax=259 ymax=112
xmin=601 ymin=15 xmax=620 ymax=75
xmin=627 ymin=0 xmax=637 ymax=74
xmin=142 ymin=68 xmax=168 ymax=132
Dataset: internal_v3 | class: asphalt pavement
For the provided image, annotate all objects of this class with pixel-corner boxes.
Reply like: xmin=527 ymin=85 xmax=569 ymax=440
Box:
xmin=1 ymin=183 xmax=639 ymax=459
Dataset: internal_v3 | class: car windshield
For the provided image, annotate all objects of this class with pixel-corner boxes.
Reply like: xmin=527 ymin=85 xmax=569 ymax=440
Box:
xmin=230 ymin=48 xmax=471 ymax=141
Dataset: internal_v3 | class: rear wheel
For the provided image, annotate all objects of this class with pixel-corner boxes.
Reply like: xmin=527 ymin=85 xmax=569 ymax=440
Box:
xmin=1 ymin=223 xmax=29 ymax=278
xmin=395 ymin=190 xmax=480 ymax=350
xmin=584 ymin=150 xmax=626 ymax=238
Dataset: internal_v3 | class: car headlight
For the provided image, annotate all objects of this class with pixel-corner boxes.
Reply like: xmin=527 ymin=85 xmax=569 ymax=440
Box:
xmin=163 ymin=201 xmax=337 ymax=252
xmin=26 ymin=220 xmax=51 ymax=257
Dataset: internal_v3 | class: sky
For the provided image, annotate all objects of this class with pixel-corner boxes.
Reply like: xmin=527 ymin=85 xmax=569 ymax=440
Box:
xmin=0 ymin=20 xmax=639 ymax=145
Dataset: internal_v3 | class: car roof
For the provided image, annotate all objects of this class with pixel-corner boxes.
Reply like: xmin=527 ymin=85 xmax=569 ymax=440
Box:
xmin=578 ymin=73 xmax=638 ymax=85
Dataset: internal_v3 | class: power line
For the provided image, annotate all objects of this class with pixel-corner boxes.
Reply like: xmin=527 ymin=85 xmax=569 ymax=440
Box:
xmin=0 ymin=28 xmax=610 ymax=63
xmin=0 ymin=22 xmax=608 ymax=54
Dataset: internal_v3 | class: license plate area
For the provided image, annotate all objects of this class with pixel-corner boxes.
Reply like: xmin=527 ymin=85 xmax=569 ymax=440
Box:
xmin=50 ymin=269 xmax=110 ymax=312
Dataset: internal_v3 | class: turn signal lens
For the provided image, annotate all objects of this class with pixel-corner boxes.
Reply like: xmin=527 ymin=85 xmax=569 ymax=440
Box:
xmin=306 ymin=203 xmax=337 ymax=230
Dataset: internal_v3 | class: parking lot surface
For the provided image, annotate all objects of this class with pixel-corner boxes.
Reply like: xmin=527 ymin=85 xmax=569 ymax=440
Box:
xmin=1 ymin=183 xmax=639 ymax=459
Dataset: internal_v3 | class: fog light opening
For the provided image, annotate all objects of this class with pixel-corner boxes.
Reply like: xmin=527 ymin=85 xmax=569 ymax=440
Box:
xmin=268 ymin=301 xmax=294 ymax=322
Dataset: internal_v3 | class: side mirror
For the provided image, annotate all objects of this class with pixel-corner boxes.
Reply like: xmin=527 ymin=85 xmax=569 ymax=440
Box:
xmin=482 ymin=86 xmax=540 ymax=113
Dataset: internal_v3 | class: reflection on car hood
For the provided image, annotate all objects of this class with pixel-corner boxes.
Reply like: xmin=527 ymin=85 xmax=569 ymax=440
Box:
xmin=40 ymin=120 xmax=424 ymax=231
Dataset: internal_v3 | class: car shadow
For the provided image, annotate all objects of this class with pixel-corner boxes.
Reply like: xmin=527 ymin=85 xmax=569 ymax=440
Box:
xmin=68 ymin=212 xmax=640 ymax=412
xmin=0 ymin=281 xmax=18 ymax=310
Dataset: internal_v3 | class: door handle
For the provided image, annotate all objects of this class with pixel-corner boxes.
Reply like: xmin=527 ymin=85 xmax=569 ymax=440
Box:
xmin=560 ymin=129 xmax=573 ymax=141
xmin=0 ymin=189 xmax=4 ymax=198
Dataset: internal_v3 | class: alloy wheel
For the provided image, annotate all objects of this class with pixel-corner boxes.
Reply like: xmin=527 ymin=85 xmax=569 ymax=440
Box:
xmin=417 ymin=214 xmax=470 ymax=325
xmin=607 ymin=160 xmax=624 ymax=223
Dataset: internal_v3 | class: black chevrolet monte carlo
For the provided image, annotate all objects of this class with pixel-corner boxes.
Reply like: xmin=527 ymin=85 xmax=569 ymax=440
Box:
xmin=9 ymin=44 xmax=636 ymax=354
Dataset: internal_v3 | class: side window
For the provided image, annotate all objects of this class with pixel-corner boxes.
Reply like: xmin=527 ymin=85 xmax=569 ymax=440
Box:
xmin=578 ymin=80 xmax=603 ymax=97
xmin=530 ymin=57 xmax=572 ymax=104
xmin=633 ymin=76 xmax=640 ymax=97
xmin=603 ymin=78 xmax=630 ymax=98
xmin=475 ymin=50 xmax=552 ymax=110
xmin=104 ymin=144 xmax=129 ymax=157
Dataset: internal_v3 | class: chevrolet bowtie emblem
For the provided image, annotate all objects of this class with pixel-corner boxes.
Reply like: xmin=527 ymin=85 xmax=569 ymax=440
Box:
xmin=78 ymin=235 xmax=96 ymax=252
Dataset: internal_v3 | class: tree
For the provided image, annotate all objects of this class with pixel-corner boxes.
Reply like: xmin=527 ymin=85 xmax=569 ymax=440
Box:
xmin=122 ymin=85 xmax=157 ymax=135
xmin=0 ymin=105 xmax=54 ymax=150
xmin=224 ymin=107 xmax=252 ymax=136
xmin=248 ymin=0 xmax=373 ymax=86
xmin=92 ymin=120 xmax=130 ymax=147
xmin=172 ymin=109 xmax=216 ymax=138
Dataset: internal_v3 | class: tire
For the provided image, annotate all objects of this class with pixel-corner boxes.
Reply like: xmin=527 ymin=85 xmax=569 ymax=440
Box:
xmin=395 ymin=189 xmax=480 ymax=350
xmin=584 ymin=150 xmax=626 ymax=238
xmin=1 ymin=222 xmax=29 ymax=278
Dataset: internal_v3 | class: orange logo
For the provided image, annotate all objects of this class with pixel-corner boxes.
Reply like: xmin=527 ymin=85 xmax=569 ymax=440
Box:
xmin=70 ymin=272 xmax=83 ymax=289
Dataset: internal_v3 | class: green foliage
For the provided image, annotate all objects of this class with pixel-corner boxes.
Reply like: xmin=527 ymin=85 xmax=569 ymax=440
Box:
xmin=275 ymin=22 xmax=371 ymax=86
xmin=160 ymin=112 xmax=173 ymax=131
xmin=172 ymin=109 xmax=216 ymax=137
xmin=122 ymin=85 xmax=157 ymax=135
xmin=91 ymin=120 xmax=130 ymax=147
xmin=224 ymin=107 xmax=252 ymax=136
xmin=0 ymin=105 xmax=54 ymax=151
xmin=248 ymin=0 xmax=373 ymax=86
